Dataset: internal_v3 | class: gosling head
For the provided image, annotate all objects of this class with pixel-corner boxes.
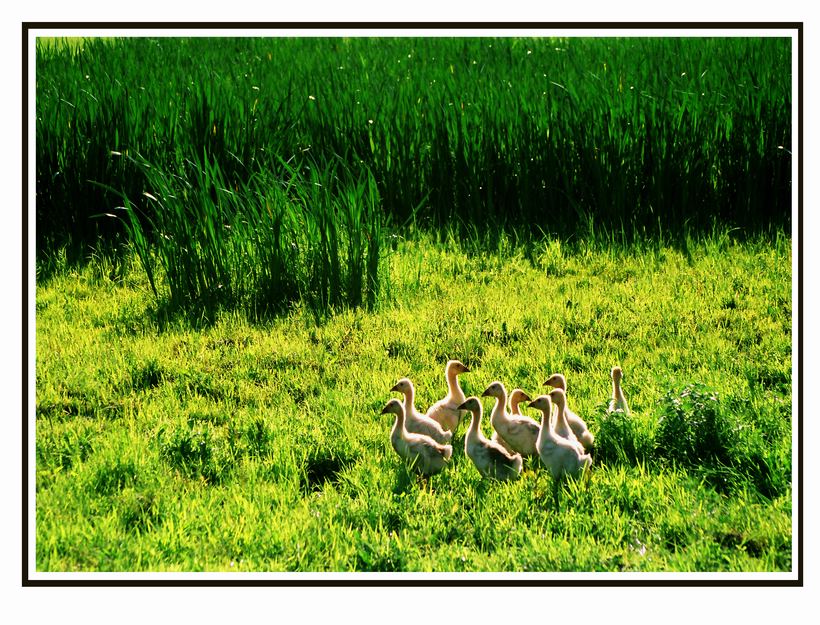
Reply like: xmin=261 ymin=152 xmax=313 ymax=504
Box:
xmin=509 ymin=389 xmax=531 ymax=404
xmin=457 ymin=396 xmax=482 ymax=413
xmin=481 ymin=381 xmax=506 ymax=399
xmin=611 ymin=366 xmax=623 ymax=383
xmin=543 ymin=373 xmax=567 ymax=390
xmin=528 ymin=394 xmax=553 ymax=416
xmin=390 ymin=377 xmax=414 ymax=395
xmin=448 ymin=360 xmax=471 ymax=375
xmin=548 ymin=387 xmax=567 ymax=408
xmin=380 ymin=399 xmax=404 ymax=416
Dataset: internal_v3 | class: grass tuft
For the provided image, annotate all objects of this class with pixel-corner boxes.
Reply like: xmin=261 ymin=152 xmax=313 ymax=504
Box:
xmin=656 ymin=383 xmax=735 ymax=467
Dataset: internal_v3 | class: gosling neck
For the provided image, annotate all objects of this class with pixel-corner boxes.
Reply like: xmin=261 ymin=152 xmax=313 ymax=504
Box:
xmin=538 ymin=406 xmax=551 ymax=432
xmin=613 ymin=377 xmax=625 ymax=402
xmin=467 ymin=408 xmax=482 ymax=440
xmin=447 ymin=366 xmax=467 ymax=403
xmin=554 ymin=398 xmax=567 ymax=431
xmin=509 ymin=394 xmax=523 ymax=415
xmin=490 ymin=388 xmax=508 ymax=424
xmin=391 ymin=410 xmax=405 ymax=443
xmin=402 ymin=384 xmax=416 ymax=417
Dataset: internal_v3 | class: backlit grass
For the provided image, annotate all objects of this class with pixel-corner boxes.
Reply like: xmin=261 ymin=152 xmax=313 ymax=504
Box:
xmin=35 ymin=233 xmax=792 ymax=572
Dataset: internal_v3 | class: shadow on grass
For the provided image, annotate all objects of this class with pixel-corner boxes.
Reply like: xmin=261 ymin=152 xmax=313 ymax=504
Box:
xmin=300 ymin=452 xmax=359 ymax=495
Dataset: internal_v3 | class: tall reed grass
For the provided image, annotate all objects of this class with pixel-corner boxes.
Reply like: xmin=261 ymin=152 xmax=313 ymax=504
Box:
xmin=109 ymin=151 xmax=384 ymax=319
xmin=36 ymin=36 xmax=792 ymax=315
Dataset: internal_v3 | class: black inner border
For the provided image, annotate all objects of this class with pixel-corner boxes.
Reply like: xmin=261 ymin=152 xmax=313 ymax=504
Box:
xmin=22 ymin=21 xmax=804 ymax=588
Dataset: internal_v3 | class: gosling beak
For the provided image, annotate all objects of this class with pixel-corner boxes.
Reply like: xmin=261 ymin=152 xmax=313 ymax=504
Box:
xmin=463 ymin=366 xmax=471 ymax=373
xmin=457 ymin=400 xmax=470 ymax=411
xmin=521 ymin=393 xmax=532 ymax=402
xmin=390 ymin=383 xmax=401 ymax=393
xmin=542 ymin=380 xmax=551 ymax=387
xmin=480 ymin=389 xmax=491 ymax=397
xmin=380 ymin=405 xmax=391 ymax=415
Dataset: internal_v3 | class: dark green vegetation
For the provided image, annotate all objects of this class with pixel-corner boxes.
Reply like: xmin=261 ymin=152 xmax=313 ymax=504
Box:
xmin=36 ymin=37 xmax=791 ymax=318
xmin=35 ymin=235 xmax=792 ymax=572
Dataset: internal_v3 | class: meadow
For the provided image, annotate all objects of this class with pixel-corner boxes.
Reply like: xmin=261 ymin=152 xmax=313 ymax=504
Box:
xmin=35 ymin=232 xmax=792 ymax=572
xmin=34 ymin=36 xmax=793 ymax=573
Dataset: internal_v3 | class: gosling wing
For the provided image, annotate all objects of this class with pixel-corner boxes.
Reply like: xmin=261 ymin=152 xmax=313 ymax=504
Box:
xmin=426 ymin=400 xmax=461 ymax=433
xmin=481 ymin=440 xmax=523 ymax=478
xmin=498 ymin=416 xmax=540 ymax=456
xmin=491 ymin=431 xmax=517 ymax=455
xmin=405 ymin=435 xmax=452 ymax=473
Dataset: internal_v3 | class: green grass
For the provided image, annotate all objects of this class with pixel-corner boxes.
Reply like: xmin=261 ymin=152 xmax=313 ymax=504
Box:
xmin=37 ymin=36 xmax=791 ymax=262
xmin=105 ymin=151 xmax=385 ymax=320
xmin=35 ymin=233 xmax=792 ymax=572
xmin=35 ymin=36 xmax=792 ymax=320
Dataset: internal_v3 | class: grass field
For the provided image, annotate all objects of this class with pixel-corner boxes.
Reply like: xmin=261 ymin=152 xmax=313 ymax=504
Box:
xmin=36 ymin=36 xmax=791 ymax=320
xmin=32 ymin=34 xmax=794 ymax=574
xmin=35 ymin=233 xmax=792 ymax=572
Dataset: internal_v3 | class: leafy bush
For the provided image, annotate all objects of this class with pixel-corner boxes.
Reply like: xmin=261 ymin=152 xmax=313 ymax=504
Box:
xmin=241 ymin=418 xmax=274 ymax=459
xmin=118 ymin=487 xmax=163 ymax=533
xmin=655 ymin=383 xmax=791 ymax=498
xmin=90 ymin=459 xmax=138 ymax=496
xmin=130 ymin=357 xmax=165 ymax=391
xmin=655 ymin=383 xmax=736 ymax=467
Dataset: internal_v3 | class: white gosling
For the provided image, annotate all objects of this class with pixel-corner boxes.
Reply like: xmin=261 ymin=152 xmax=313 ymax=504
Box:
xmin=425 ymin=359 xmax=470 ymax=433
xmin=381 ymin=399 xmax=452 ymax=476
xmin=491 ymin=428 xmax=516 ymax=456
xmin=482 ymin=382 xmax=539 ymax=457
xmin=459 ymin=396 xmax=523 ymax=481
xmin=531 ymin=393 xmax=592 ymax=480
xmin=543 ymin=372 xmax=595 ymax=451
xmin=608 ymin=366 xmax=630 ymax=415
xmin=490 ymin=387 xmax=532 ymax=454
xmin=509 ymin=388 xmax=531 ymax=416
xmin=548 ymin=388 xmax=585 ymax=453
xmin=390 ymin=377 xmax=452 ymax=445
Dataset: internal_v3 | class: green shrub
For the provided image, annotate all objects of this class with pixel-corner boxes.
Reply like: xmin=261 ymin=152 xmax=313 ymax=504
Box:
xmin=118 ymin=487 xmax=163 ymax=533
xmin=655 ymin=383 xmax=736 ymax=467
xmin=90 ymin=459 xmax=138 ymax=496
xmin=655 ymin=383 xmax=791 ymax=498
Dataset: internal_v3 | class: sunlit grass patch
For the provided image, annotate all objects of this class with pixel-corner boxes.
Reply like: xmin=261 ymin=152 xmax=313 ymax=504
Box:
xmin=34 ymin=234 xmax=792 ymax=572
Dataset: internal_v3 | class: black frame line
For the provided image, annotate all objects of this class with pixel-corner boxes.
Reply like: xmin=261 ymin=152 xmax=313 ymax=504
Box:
xmin=22 ymin=20 xmax=803 ymax=588
xmin=21 ymin=21 xmax=804 ymax=29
